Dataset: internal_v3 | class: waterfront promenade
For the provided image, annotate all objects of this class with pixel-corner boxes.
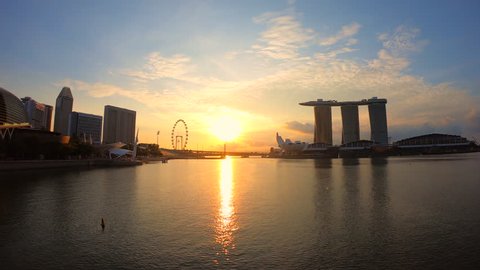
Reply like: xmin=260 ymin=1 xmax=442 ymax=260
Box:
xmin=0 ymin=159 xmax=142 ymax=171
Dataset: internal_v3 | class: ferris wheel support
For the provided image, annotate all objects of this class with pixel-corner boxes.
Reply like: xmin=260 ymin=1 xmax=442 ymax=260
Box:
xmin=171 ymin=119 xmax=189 ymax=150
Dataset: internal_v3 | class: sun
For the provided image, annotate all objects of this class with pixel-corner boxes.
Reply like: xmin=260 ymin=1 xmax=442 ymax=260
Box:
xmin=209 ymin=115 xmax=243 ymax=142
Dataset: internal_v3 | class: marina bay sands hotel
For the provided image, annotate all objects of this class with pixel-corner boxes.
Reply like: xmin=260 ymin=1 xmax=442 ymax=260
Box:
xmin=300 ymin=97 xmax=388 ymax=145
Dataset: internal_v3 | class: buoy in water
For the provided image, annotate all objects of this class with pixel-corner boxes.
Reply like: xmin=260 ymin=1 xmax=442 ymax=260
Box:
xmin=101 ymin=218 xmax=105 ymax=230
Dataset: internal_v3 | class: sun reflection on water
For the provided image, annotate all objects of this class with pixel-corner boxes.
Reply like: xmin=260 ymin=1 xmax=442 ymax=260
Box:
xmin=214 ymin=157 xmax=237 ymax=260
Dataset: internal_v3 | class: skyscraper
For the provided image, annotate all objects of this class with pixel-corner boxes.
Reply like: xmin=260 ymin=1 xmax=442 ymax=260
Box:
xmin=368 ymin=101 xmax=388 ymax=145
xmin=21 ymin=97 xmax=53 ymax=131
xmin=0 ymin=87 xmax=28 ymax=125
xmin=68 ymin=112 xmax=103 ymax=144
xmin=313 ymin=105 xmax=333 ymax=145
xmin=341 ymin=105 xmax=360 ymax=144
xmin=300 ymin=97 xmax=388 ymax=145
xmin=103 ymin=105 xmax=136 ymax=144
xmin=54 ymin=87 xmax=73 ymax=135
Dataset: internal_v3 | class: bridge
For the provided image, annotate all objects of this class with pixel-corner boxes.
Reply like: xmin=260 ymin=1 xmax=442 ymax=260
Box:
xmin=160 ymin=148 xmax=267 ymax=159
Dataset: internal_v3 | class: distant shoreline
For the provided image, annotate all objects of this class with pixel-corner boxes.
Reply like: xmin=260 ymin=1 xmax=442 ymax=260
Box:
xmin=0 ymin=159 xmax=142 ymax=171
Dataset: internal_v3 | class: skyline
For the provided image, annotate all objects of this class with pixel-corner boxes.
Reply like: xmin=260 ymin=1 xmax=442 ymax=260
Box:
xmin=1 ymin=0 xmax=479 ymax=151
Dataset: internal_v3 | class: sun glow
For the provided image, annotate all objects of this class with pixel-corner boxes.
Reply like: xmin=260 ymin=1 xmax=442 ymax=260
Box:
xmin=209 ymin=115 xmax=243 ymax=142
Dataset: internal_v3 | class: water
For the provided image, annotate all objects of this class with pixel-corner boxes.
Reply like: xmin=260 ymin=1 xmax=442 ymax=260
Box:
xmin=1 ymin=154 xmax=480 ymax=269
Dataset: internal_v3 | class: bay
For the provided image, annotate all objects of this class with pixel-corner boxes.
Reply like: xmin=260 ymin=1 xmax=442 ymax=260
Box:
xmin=1 ymin=153 xmax=480 ymax=269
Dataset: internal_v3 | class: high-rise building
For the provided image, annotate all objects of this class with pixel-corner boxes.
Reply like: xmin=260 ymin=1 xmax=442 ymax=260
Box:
xmin=300 ymin=97 xmax=388 ymax=145
xmin=21 ymin=97 xmax=53 ymax=131
xmin=103 ymin=105 xmax=136 ymax=144
xmin=341 ymin=105 xmax=360 ymax=144
xmin=368 ymin=101 xmax=388 ymax=145
xmin=68 ymin=112 xmax=103 ymax=144
xmin=313 ymin=105 xmax=333 ymax=145
xmin=0 ymin=87 xmax=28 ymax=125
xmin=54 ymin=87 xmax=73 ymax=135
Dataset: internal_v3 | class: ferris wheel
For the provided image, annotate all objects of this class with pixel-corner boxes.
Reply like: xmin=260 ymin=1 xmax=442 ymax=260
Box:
xmin=171 ymin=119 xmax=188 ymax=150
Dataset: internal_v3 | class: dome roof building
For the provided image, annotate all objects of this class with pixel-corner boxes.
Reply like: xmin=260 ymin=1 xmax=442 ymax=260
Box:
xmin=0 ymin=87 xmax=28 ymax=125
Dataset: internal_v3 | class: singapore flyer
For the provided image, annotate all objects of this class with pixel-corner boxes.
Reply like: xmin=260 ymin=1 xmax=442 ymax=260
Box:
xmin=171 ymin=119 xmax=188 ymax=150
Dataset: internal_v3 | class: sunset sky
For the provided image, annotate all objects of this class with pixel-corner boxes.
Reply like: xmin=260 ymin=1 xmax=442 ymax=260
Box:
xmin=1 ymin=0 xmax=479 ymax=151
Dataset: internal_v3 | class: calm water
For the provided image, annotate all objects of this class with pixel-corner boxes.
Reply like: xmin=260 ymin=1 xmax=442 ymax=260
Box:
xmin=1 ymin=154 xmax=480 ymax=269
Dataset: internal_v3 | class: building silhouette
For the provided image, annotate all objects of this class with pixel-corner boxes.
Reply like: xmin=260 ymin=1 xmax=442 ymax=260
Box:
xmin=313 ymin=105 xmax=333 ymax=145
xmin=68 ymin=112 xmax=102 ymax=144
xmin=103 ymin=105 xmax=136 ymax=144
xmin=53 ymin=87 xmax=73 ymax=135
xmin=0 ymin=87 xmax=28 ymax=125
xmin=368 ymin=102 xmax=388 ymax=145
xmin=1 ymin=88 xmax=61 ymax=149
xmin=21 ymin=97 xmax=53 ymax=131
xmin=341 ymin=105 xmax=360 ymax=144
xmin=300 ymin=97 xmax=388 ymax=145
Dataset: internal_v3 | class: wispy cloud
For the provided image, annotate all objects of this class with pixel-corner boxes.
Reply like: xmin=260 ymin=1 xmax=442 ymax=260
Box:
xmin=345 ymin=38 xmax=358 ymax=46
xmin=252 ymin=11 xmax=315 ymax=59
xmin=368 ymin=25 xmax=428 ymax=74
xmin=368 ymin=49 xmax=410 ymax=72
xmin=56 ymin=79 xmax=189 ymax=111
xmin=378 ymin=25 xmax=428 ymax=55
xmin=315 ymin=47 xmax=357 ymax=61
xmin=285 ymin=121 xmax=314 ymax=134
xmin=319 ymin=22 xmax=361 ymax=46
xmin=57 ymin=80 xmax=123 ymax=98
xmin=122 ymin=53 xmax=193 ymax=82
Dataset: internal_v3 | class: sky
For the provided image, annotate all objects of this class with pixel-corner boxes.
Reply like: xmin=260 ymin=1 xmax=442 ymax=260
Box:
xmin=1 ymin=0 xmax=479 ymax=151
